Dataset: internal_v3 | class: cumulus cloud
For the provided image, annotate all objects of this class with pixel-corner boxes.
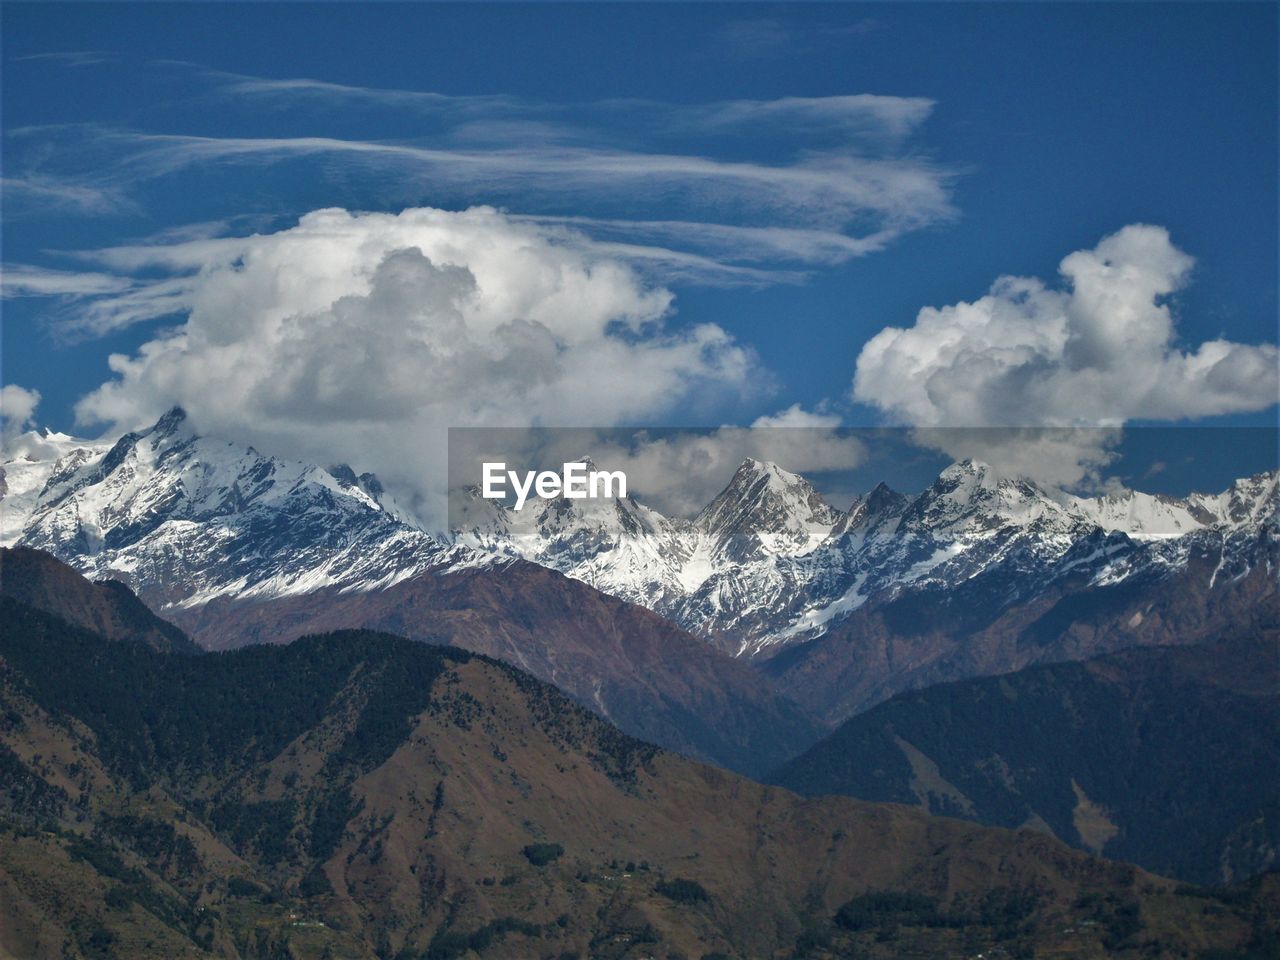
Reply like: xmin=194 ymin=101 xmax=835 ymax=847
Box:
xmin=853 ymin=225 xmax=1279 ymax=486
xmin=71 ymin=207 xmax=763 ymax=527
xmin=1 ymin=385 xmax=42 ymax=447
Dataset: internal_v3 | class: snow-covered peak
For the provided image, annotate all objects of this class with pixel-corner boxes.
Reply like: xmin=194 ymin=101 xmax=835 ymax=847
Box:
xmin=1 ymin=429 xmax=114 ymax=546
xmin=1205 ymin=471 xmax=1278 ymax=529
xmin=695 ymin=458 xmax=844 ymax=557
xmin=902 ymin=459 xmax=1069 ymax=535
xmin=865 ymin=480 xmax=909 ymax=514
xmin=832 ymin=481 xmax=908 ymax=539
xmin=3 ymin=409 xmax=461 ymax=609
xmin=9 ymin=405 xmax=1273 ymax=661
xmin=455 ymin=462 xmax=671 ymax=547
xmin=149 ymin=405 xmax=194 ymax=442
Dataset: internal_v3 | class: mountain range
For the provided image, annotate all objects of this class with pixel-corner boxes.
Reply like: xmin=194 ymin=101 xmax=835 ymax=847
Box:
xmin=0 ymin=414 xmax=820 ymax=777
xmin=5 ymin=408 xmax=1273 ymax=732
xmin=461 ymin=453 xmax=1276 ymax=657
xmin=2 ymin=553 xmax=1276 ymax=960
xmin=456 ymin=450 xmax=1278 ymax=731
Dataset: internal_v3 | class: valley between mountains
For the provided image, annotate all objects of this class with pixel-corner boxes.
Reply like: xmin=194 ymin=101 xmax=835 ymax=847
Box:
xmin=1 ymin=552 xmax=1277 ymax=959
xmin=1 ymin=408 xmax=1277 ymax=959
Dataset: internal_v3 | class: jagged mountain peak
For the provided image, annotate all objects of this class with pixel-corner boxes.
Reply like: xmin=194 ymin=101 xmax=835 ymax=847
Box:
xmin=4 ymin=408 xmax=459 ymax=609
xmin=149 ymin=404 xmax=190 ymax=438
xmin=456 ymin=449 xmax=1275 ymax=659
xmin=328 ymin=462 xmax=360 ymax=487
xmin=865 ymin=480 xmax=907 ymax=511
xmin=903 ymin=460 xmax=1064 ymax=534
xmin=935 ymin=458 xmax=1047 ymax=495
xmin=1221 ymin=470 xmax=1279 ymax=525
xmin=733 ymin=456 xmax=808 ymax=488
xmin=697 ymin=458 xmax=843 ymax=546
xmin=10 ymin=408 xmax=1274 ymax=665
xmin=832 ymin=480 xmax=907 ymax=538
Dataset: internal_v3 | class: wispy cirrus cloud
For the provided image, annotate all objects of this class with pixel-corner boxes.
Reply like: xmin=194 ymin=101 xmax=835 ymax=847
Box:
xmin=198 ymin=67 xmax=519 ymax=116
xmin=201 ymin=67 xmax=932 ymax=147
xmin=5 ymin=58 xmax=954 ymax=246
xmin=711 ymin=17 xmax=880 ymax=60
xmin=86 ymin=129 xmax=951 ymax=229
xmin=512 ymin=216 xmax=903 ymax=265
xmin=711 ymin=18 xmax=796 ymax=58
xmin=6 ymin=120 xmax=952 ymax=294
xmin=0 ymin=264 xmax=135 ymax=298
xmin=12 ymin=50 xmax=114 ymax=66
xmin=4 ymin=60 xmax=956 ymax=325
xmin=1 ymin=174 xmax=131 ymax=215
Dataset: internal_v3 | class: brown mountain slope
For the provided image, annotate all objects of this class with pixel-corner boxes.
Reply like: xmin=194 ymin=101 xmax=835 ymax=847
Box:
xmin=166 ymin=558 xmax=824 ymax=778
xmin=1 ymin=599 xmax=1273 ymax=960
xmin=0 ymin=545 xmax=197 ymax=653
xmin=771 ymin=630 xmax=1280 ymax=885
xmin=761 ymin=546 xmax=1278 ymax=725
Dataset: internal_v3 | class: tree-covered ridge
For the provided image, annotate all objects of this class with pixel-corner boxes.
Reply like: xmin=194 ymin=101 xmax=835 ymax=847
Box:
xmin=3 ymin=581 xmax=1278 ymax=959
xmin=771 ymin=630 xmax=1280 ymax=885
xmin=0 ymin=599 xmax=458 ymax=783
xmin=0 ymin=546 xmax=199 ymax=653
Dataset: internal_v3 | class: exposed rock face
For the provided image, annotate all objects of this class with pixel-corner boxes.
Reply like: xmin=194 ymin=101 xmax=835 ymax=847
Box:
xmin=5 ymin=409 xmax=1275 ymax=745
xmin=2 ymin=416 xmax=827 ymax=775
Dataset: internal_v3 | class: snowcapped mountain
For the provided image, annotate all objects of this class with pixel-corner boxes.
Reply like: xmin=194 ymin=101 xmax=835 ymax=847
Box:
xmin=0 ymin=414 xmax=826 ymax=775
xmin=5 ymin=409 xmax=1274 ymax=664
xmin=696 ymin=458 xmax=844 ymax=560
xmin=456 ymin=455 xmax=1278 ymax=657
xmin=0 ymin=407 xmax=476 ymax=610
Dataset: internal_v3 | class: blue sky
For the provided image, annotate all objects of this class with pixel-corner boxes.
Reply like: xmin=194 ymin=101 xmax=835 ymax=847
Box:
xmin=2 ymin=2 xmax=1277 ymax=502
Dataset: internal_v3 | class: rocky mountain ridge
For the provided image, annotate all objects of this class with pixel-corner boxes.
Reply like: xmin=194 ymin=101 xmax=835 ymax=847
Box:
xmin=459 ymin=453 xmax=1277 ymax=658
xmin=7 ymin=409 xmax=1272 ymax=663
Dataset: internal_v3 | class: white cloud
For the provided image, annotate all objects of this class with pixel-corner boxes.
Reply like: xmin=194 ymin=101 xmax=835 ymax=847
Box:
xmin=1 ymin=385 xmax=42 ymax=446
xmin=511 ymin=216 xmax=895 ymax=265
xmin=687 ymin=95 xmax=934 ymax=146
xmin=199 ymin=68 xmax=929 ymax=147
xmin=71 ymin=207 xmax=763 ymax=527
xmin=1 ymin=175 xmax=128 ymax=215
xmin=6 ymin=65 xmax=953 ymax=276
xmin=907 ymin=427 xmax=1126 ymax=491
xmin=95 ymin=132 xmax=951 ymax=237
xmin=710 ymin=17 xmax=879 ymax=60
xmin=1 ymin=265 xmax=135 ymax=298
xmin=853 ymin=225 xmax=1279 ymax=486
